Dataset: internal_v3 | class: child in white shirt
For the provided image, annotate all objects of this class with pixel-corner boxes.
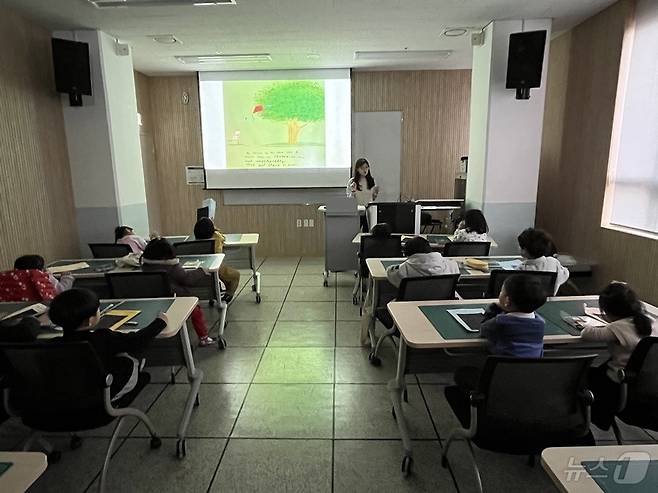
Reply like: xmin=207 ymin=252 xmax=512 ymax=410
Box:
xmin=516 ymin=228 xmax=569 ymax=295
xmin=452 ymin=209 xmax=489 ymax=242
xmin=386 ymin=236 xmax=460 ymax=288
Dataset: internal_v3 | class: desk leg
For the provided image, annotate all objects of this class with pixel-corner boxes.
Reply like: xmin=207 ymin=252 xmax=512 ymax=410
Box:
xmin=249 ymin=245 xmax=261 ymax=303
xmin=176 ymin=320 xmax=204 ymax=459
xmin=368 ymin=279 xmax=378 ymax=349
xmin=387 ymin=339 xmax=413 ymax=476
xmin=212 ymin=272 xmax=228 ymax=349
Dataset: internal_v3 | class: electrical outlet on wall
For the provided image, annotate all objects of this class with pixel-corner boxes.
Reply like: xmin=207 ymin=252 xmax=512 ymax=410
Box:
xmin=296 ymin=219 xmax=302 ymax=228
xmin=309 ymin=219 xmax=314 ymax=227
xmin=303 ymin=219 xmax=309 ymax=227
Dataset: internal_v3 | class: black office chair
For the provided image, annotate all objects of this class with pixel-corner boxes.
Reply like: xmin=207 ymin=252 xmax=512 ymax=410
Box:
xmin=443 ymin=241 xmax=491 ymax=257
xmin=106 ymin=271 xmax=173 ymax=299
xmin=611 ymin=337 xmax=658 ymax=443
xmin=486 ymin=270 xmax=557 ymax=298
xmin=0 ymin=342 xmax=161 ymax=493
xmin=441 ymin=355 xmax=596 ymax=492
xmin=89 ymin=243 xmax=132 ymax=259
xmin=353 ymin=235 xmax=403 ymax=306
xmin=369 ymin=274 xmax=460 ymax=366
xmin=173 ymin=240 xmax=215 ymax=255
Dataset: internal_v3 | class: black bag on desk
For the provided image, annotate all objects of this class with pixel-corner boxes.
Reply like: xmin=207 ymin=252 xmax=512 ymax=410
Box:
xmin=0 ymin=316 xmax=41 ymax=343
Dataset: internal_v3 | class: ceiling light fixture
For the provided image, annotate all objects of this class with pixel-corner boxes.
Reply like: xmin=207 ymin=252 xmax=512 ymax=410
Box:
xmin=87 ymin=0 xmax=236 ymax=8
xmin=354 ymin=50 xmax=452 ymax=61
xmin=443 ymin=27 xmax=469 ymax=37
xmin=152 ymin=34 xmax=180 ymax=44
xmin=176 ymin=53 xmax=272 ymax=64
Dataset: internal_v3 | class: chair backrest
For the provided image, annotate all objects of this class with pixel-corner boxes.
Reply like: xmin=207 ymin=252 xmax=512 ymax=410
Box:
xmin=0 ymin=342 xmax=106 ymax=417
xmin=486 ymin=269 xmax=557 ymax=298
xmin=89 ymin=243 xmax=132 ymax=259
xmin=106 ymin=271 xmax=173 ymax=298
xmin=398 ymin=274 xmax=460 ymax=301
xmin=374 ymin=202 xmax=416 ymax=234
xmin=360 ymin=235 xmax=403 ymax=271
xmin=622 ymin=336 xmax=658 ymax=418
xmin=443 ymin=241 xmax=491 ymax=257
xmin=197 ymin=206 xmax=210 ymax=221
xmin=174 ymin=240 xmax=215 ymax=255
xmin=476 ymin=355 xmax=595 ymax=439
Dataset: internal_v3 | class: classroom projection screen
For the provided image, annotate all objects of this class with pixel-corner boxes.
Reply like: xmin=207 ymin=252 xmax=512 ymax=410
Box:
xmin=199 ymin=69 xmax=352 ymax=189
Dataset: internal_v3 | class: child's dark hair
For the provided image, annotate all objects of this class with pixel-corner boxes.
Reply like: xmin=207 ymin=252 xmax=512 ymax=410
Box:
xmin=404 ymin=237 xmax=431 ymax=256
xmin=14 ymin=255 xmax=45 ymax=271
xmin=194 ymin=217 xmax=215 ymax=240
xmin=517 ymin=228 xmax=556 ymax=258
xmin=352 ymin=157 xmax=375 ymax=191
xmin=503 ymin=274 xmax=548 ymax=313
xmin=114 ymin=226 xmax=133 ymax=242
xmin=49 ymin=288 xmax=100 ymax=334
xmin=463 ymin=209 xmax=489 ymax=234
xmin=599 ymin=283 xmax=653 ymax=337
xmin=142 ymin=238 xmax=176 ymax=260
xmin=370 ymin=223 xmax=392 ymax=238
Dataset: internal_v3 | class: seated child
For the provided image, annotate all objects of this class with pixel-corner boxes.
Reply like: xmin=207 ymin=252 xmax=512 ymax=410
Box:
xmin=516 ymin=228 xmax=569 ymax=295
xmin=0 ymin=255 xmax=73 ymax=302
xmin=452 ymin=209 xmax=489 ymax=242
xmin=141 ymin=238 xmax=215 ymax=346
xmin=386 ymin=236 xmax=459 ymax=288
xmin=454 ymin=274 xmax=547 ymax=392
xmin=581 ymin=282 xmax=657 ymax=429
xmin=193 ymin=217 xmax=241 ymax=301
xmin=49 ymin=288 xmax=168 ymax=403
xmin=115 ymin=225 xmax=148 ymax=254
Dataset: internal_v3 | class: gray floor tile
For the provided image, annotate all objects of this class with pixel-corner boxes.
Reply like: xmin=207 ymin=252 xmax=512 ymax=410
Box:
xmin=286 ymin=286 xmax=336 ymax=301
xmin=236 ymin=285 xmax=288 ymax=302
xmin=232 ymin=384 xmax=333 ymax=438
xmin=278 ymin=301 xmax=335 ymax=321
xmin=336 ymin=321 xmax=363 ymax=347
xmin=28 ymin=437 xmax=110 ymax=493
xmin=253 ymin=347 xmax=334 ymax=383
xmin=334 ymin=384 xmax=436 ymax=439
xmin=591 ymin=422 xmax=655 ymax=443
xmin=261 ymin=256 xmax=301 ymax=265
xmin=268 ymin=321 xmax=336 ymax=347
xmin=291 ymin=275 xmax=327 ymax=287
xmin=337 ymin=286 xmax=356 ymax=301
xmin=335 ymin=346 xmax=397 ymax=384
xmin=295 ymin=263 xmax=325 ymax=275
xmin=336 ymin=272 xmax=359 ymax=287
xmin=221 ymin=320 xmax=274 ymax=347
xmin=176 ymin=347 xmax=264 ymax=383
xmin=258 ymin=264 xmax=298 ymax=274
xmin=210 ymin=439 xmax=332 ymax=493
xmin=416 ymin=373 xmax=456 ymax=385
xmin=227 ymin=301 xmax=282 ymax=321
xmin=420 ymin=384 xmax=464 ymax=439
xmin=133 ymin=384 xmax=248 ymax=438
xmin=334 ymin=440 xmax=457 ymax=493
xmin=336 ymin=301 xmax=361 ymax=321
xmin=298 ymin=257 xmax=325 ymax=266
xmin=258 ymin=274 xmax=293 ymax=287
xmin=89 ymin=438 xmax=226 ymax=493
xmin=446 ymin=439 xmax=557 ymax=493
xmin=144 ymin=365 xmax=182 ymax=384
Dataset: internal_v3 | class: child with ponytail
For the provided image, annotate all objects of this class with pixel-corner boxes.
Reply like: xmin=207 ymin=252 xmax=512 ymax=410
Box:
xmin=582 ymin=282 xmax=657 ymax=429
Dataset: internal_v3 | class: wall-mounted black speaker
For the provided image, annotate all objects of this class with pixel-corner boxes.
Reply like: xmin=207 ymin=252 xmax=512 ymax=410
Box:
xmin=505 ymin=30 xmax=547 ymax=100
xmin=52 ymin=38 xmax=92 ymax=107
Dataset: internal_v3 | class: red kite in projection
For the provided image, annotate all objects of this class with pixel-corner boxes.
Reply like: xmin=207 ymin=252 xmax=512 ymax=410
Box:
xmin=252 ymin=104 xmax=264 ymax=114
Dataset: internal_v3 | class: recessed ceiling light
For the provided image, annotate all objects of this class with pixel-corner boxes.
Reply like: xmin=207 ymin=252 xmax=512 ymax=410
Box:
xmin=354 ymin=50 xmax=452 ymax=61
xmin=152 ymin=34 xmax=180 ymax=44
xmin=176 ymin=53 xmax=272 ymax=64
xmin=87 ymin=0 xmax=236 ymax=8
xmin=443 ymin=27 xmax=469 ymax=37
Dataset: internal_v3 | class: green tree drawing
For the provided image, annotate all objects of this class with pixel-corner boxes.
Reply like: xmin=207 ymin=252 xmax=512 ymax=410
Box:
xmin=255 ymin=81 xmax=324 ymax=144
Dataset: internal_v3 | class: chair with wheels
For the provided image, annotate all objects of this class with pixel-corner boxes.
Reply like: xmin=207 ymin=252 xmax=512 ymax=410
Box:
xmin=443 ymin=241 xmax=491 ymax=257
xmin=611 ymin=336 xmax=658 ymax=443
xmin=353 ymin=234 xmax=403 ymax=308
xmin=485 ymin=270 xmax=557 ymax=298
xmin=0 ymin=342 xmax=161 ymax=493
xmin=173 ymin=240 xmax=215 ymax=255
xmin=89 ymin=243 xmax=132 ymax=259
xmin=369 ymin=274 xmax=460 ymax=366
xmin=441 ymin=355 xmax=596 ymax=492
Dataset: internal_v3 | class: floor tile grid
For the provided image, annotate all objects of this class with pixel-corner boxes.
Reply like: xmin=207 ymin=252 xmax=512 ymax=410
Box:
xmin=203 ymin=256 xmax=304 ymax=493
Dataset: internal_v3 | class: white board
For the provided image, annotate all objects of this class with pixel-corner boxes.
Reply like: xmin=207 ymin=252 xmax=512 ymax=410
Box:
xmin=352 ymin=112 xmax=402 ymax=203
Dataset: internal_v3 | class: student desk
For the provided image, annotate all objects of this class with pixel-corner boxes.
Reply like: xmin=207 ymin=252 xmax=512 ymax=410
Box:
xmin=0 ymin=452 xmax=47 ymax=492
xmin=360 ymin=256 xmax=523 ymax=346
xmin=385 ymin=296 xmax=658 ymax=475
xmin=165 ymin=234 xmax=262 ymax=303
xmin=351 ymin=233 xmax=499 ymax=250
xmin=0 ymin=297 xmax=201 ymax=459
xmin=541 ymin=444 xmax=658 ymax=493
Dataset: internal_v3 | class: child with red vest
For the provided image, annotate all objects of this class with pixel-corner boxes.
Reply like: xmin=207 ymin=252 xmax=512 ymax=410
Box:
xmin=0 ymin=255 xmax=73 ymax=302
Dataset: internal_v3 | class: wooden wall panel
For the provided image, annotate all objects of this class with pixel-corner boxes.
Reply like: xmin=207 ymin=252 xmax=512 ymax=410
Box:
xmin=0 ymin=7 xmax=79 ymax=269
xmin=537 ymin=0 xmax=658 ymax=305
xmin=352 ymin=70 xmax=471 ymax=199
xmin=139 ymin=70 xmax=471 ymax=256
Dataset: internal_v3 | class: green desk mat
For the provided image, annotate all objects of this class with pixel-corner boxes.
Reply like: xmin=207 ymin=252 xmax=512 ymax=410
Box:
xmin=0 ymin=462 xmax=12 ymax=476
xmin=105 ymin=299 xmax=174 ymax=331
xmin=582 ymin=460 xmax=658 ymax=492
xmin=224 ymin=234 xmax=243 ymax=243
xmin=381 ymin=260 xmax=402 ymax=269
xmin=419 ymin=302 xmax=579 ymax=340
xmin=536 ymin=300 xmax=599 ymax=336
xmin=49 ymin=259 xmax=116 ymax=274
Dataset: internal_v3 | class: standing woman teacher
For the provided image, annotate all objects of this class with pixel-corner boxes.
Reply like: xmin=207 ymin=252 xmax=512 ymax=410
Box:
xmin=347 ymin=157 xmax=379 ymax=232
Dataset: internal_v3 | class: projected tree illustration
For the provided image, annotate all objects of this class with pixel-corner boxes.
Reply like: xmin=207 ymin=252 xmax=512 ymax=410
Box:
xmin=254 ymin=81 xmax=325 ymax=144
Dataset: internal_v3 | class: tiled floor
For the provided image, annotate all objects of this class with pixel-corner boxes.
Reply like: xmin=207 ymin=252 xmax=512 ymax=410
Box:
xmin=3 ymin=256 xmax=657 ymax=492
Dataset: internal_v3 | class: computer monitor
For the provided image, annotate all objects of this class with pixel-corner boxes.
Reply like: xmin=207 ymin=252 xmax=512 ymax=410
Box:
xmin=370 ymin=202 xmax=420 ymax=234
